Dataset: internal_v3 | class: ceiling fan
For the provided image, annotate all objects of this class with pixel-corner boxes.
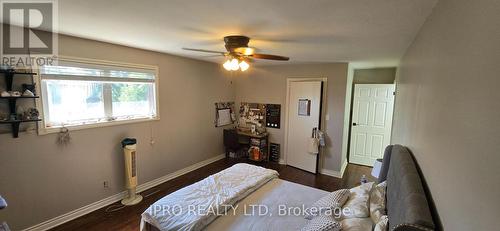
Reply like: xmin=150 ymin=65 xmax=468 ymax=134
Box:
xmin=183 ymin=35 xmax=290 ymax=71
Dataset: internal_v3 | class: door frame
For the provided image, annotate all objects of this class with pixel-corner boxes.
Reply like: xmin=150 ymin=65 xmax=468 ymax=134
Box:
xmin=348 ymin=83 xmax=396 ymax=166
xmin=284 ymin=77 xmax=328 ymax=172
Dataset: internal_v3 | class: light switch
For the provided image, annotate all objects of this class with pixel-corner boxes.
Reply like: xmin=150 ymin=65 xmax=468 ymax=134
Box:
xmin=325 ymin=114 xmax=330 ymax=121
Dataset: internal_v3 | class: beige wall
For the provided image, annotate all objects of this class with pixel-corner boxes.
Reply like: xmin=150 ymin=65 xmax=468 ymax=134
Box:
xmin=0 ymin=35 xmax=234 ymax=230
xmin=233 ymin=63 xmax=348 ymax=172
xmin=392 ymin=0 xmax=500 ymax=230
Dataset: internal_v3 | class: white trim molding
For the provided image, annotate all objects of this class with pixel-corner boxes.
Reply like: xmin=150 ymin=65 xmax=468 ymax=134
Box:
xmin=320 ymin=161 xmax=349 ymax=179
xmin=320 ymin=168 xmax=343 ymax=178
xmin=23 ymin=154 xmax=226 ymax=231
xmin=340 ymin=64 xmax=355 ymax=174
xmin=340 ymin=160 xmax=348 ymax=178
xmin=36 ymin=55 xmax=161 ymax=136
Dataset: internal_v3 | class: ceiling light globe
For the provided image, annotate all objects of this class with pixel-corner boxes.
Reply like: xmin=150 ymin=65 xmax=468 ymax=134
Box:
xmin=239 ymin=60 xmax=249 ymax=71
xmin=230 ymin=59 xmax=239 ymax=71
xmin=223 ymin=60 xmax=232 ymax=71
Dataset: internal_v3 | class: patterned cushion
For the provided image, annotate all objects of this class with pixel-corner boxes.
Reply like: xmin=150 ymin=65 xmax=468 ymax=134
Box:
xmin=301 ymin=215 xmax=342 ymax=231
xmin=374 ymin=215 xmax=389 ymax=231
xmin=306 ymin=189 xmax=350 ymax=219
xmin=342 ymin=182 xmax=374 ymax=218
xmin=370 ymin=181 xmax=387 ymax=223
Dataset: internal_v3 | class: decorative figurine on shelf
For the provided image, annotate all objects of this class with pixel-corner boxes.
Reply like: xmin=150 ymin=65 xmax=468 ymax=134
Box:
xmin=0 ymin=91 xmax=9 ymax=97
xmin=22 ymin=84 xmax=36 ymax=95
xmin=9 ymin=91 xmax=21 ymax=97
xmin=22 ymin=108 xmax=39 ymax=120
xmin=22 ymin=89 xmax=35 ymax=97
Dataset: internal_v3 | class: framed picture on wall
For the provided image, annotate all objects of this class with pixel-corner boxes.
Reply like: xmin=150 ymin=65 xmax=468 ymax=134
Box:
xmin=298 ymin=99 xmax=311 ymax=116
xmin=216 ymin=108 xmax=232 ymax=127
xmin=214 ymin=102 xmax=235 ymax=127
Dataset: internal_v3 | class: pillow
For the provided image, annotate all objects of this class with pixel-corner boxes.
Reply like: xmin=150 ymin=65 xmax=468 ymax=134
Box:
xmin=306 ymin=189 xmax=350 ymax=219
xmin=370 ymin=181 xmax=387 ymax=223
xmin=301 ymin=215 xmax=342 ymax=231
xmin=340 ymin=217 xmax=374 ymax=231
xmin=341 ymin=182 xmax=374 ymax=218
xmin=373 ymin=215 xmax=389 ymax=231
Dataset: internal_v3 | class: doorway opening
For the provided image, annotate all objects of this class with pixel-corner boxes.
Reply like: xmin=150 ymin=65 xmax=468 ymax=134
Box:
xmin=346 ymin=68 xmax=396 ymax=167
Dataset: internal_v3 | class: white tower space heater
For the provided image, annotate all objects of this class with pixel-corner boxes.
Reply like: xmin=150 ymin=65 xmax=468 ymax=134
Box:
xmin=121 ymin=138 xmax=143 ymax=206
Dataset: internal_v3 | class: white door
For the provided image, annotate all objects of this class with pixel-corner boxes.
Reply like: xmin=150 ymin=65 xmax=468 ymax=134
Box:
xmin=286 ymin=81 xmax=323 ymax=173
xmin=349 ymin=84 xmax=395 ymax=166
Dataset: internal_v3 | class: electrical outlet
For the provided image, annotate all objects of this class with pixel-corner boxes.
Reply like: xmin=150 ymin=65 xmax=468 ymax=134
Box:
xmin=103 ymin=181 xmax=109 ymax=189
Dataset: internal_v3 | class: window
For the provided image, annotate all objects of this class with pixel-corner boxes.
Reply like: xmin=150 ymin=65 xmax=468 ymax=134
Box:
xmin=39 ymin=59 xmax=158 ymax=131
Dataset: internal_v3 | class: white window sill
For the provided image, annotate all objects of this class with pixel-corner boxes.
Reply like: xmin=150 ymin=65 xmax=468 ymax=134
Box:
xmin=38 ymin=116 xmax=160 ymax=135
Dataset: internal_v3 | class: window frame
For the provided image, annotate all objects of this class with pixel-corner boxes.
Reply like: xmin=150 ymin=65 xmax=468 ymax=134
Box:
xmin=35 ymin=56 xmax=160 ymax=135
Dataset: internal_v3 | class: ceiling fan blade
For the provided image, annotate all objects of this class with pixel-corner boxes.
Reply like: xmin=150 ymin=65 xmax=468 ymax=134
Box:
xmin=250 ymin=53 xmax=290 ymax=61
xmin=182 ymin=48 xmax=226 ymax=55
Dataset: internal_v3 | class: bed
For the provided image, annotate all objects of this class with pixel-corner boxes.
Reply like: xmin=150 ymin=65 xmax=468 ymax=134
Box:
xmin=142 ymin=145 xmax=435 ymax=231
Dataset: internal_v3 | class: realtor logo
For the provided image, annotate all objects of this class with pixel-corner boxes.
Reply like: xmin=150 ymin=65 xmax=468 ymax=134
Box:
xmin=1 ymin=0 xmax=57 ymax=67
xmin=2 ymin=1 xmax=54 ymax=54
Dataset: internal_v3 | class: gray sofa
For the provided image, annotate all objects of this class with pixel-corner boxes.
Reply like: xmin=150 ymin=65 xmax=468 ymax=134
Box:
xmin=379 ymin=144 xmax=435 ymax=231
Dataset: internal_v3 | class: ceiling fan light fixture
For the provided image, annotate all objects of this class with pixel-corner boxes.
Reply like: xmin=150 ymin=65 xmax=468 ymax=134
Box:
xmin=230 ymin=58 xmax=240 ymax=71
xmin=234 ymin=47 xmax=255 ymax=56
xmin=239 ymin=60 xmax=249 ymax=71
xmin=223 ymin=60 xmax=232 ymax=71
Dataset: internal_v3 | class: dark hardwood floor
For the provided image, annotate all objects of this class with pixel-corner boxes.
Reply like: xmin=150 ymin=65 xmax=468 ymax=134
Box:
xmin=340 ymin=163 xmax=377 ymax=188
xmin=50 ymin=158 xmax=372 ymax=231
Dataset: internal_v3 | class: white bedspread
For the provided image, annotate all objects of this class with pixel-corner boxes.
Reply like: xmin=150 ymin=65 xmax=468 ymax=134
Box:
xmin=206 ymin=178 xmax=328 ymax=231
xmin=141 ymin=163 xmax=279 ymax=231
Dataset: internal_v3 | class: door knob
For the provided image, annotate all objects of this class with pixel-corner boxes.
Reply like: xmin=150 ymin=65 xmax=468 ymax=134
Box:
xmin=352 ymin=123 xmax=357 ymax=126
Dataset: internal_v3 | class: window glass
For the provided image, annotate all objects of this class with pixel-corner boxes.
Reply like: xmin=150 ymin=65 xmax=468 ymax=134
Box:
xmin=40 ymin=60 xmax=158 ymax=129
xmin=111 ymin=82 xmax=155 ymax=118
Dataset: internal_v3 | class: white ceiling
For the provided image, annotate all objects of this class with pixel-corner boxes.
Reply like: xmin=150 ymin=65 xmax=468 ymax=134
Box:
xmin=53 ymin=0 xmax=437 ymax=66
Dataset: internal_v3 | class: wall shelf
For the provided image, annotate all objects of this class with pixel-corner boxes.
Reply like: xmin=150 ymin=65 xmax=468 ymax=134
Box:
xmin=0 ymin=119 xmax=41 ymax=138
xmin=0 ymin=71 xmax=37 ymax=91
xmin=0 ymin=96 xmax=40 ymax=118
xmin=0 ymin=70 xmax=39 ymax=138
xmin=0 ymin=70 xmax=37 ymax=74
xmin=0 ymin=96 xmax=39 ymax=99
xmin=0 ymin=119 xmax=41 ymax=124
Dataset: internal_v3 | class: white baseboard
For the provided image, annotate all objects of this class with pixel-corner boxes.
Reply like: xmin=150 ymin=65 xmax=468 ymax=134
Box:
xmin=320 ymin=160 xmax=349 ymax=179
xmin=320 ymin=168 xmax=343 ymax=178
xmin=24 ymin=191 xmax=128 ymax=231
xmin=23 ymin=154 xmax=226 ymax=231
xmin=340 ymin=160 xmax=348 ymax=178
